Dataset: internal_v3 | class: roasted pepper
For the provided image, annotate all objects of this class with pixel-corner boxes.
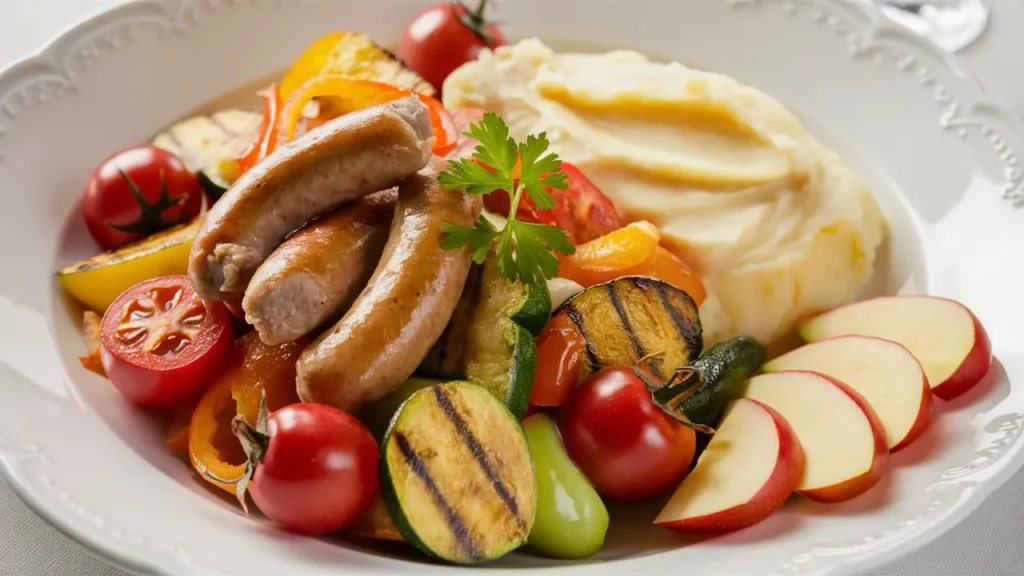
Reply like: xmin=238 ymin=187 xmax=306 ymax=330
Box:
xmin=188 ymin=331 xmax=306 ymax=494
xmin=57 ymin=217 xmax=202 ymax=312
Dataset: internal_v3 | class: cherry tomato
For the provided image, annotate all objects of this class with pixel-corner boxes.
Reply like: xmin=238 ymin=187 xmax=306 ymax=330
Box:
xmin=483 ymin=162 xmax=622 ymax=245
xmin=560 ymin=367 xmax=696 ymax=500
xmin=99 ymin=275 xmax=232 ymax=408
xmin=246 ymin=404 xmax=379 ymax=535
xmin=399 ymin=1 xmax=506 ymax=92
xmin=83 ymin=145 xmax=203 ymax=251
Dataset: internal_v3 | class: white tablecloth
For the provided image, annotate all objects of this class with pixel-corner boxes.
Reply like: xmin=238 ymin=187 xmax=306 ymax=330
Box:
xmin=1 ymin=1 xmax=1022 ymax=574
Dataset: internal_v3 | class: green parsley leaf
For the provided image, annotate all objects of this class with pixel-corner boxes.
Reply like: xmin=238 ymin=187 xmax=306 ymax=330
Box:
xmin=517 ymin=132 xmax=567 ymax=211
xmin=467 ymin=112 xmax=518 ymax=175
xmin=441 ymin=217 xmax=500 ymax=265
xmin=438 ymin=114 xmax=578 ymax=283
xmin=437 ymin=159 xmax=511 ymax=196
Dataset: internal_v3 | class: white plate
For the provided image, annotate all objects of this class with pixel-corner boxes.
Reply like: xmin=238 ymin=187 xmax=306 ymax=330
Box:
xmin=0 ymin=1 xmax=1021 ymax=574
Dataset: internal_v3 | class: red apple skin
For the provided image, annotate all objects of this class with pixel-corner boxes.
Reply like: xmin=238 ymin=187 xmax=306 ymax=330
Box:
xmin=931 ymin=309 xmax=992 ymax=401
xmin=891 ymin=358 xmax=934 ymax=453
xmin=658 ymin=400 xmax=804 ymax=533
xmin=797 ymin=372 xmax=891 ymax=503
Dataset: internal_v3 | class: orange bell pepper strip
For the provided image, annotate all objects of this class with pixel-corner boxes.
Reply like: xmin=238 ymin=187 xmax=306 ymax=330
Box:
xmin=78 ymin=311 xmax=105 ymax=376
xmin=281 ymin=76 xmax=456 ymax=155
xmin=188 ymin=331 xmax=306 ymax=494
xmin=237 ymin=84 xmax=282 ymax=174
xmin=557 ymin=221 xmax=706 ymax=307
xmin=279 ymin=31 xmax=350 ymax=101
xmin=559 ymin=221 xmax=660 ymax=276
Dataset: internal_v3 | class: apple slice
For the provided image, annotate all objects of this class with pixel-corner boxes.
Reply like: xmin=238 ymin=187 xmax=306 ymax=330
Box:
xmin=744 ymin=371 xmax=889 ymax=502
xmin=656 ymin=398 xmax=804 ymax=533
xmin=798 ymin=296 xmax=992 ymax=400
xmin=764 ymin=336 xmax=932 ymax=452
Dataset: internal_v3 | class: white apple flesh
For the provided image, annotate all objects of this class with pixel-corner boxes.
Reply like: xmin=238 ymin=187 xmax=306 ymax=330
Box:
xmin=764 ymin=335 xmax=932 ymax=452
xmin=655 ymin=398 xmax=804 ymax=533
xmin=798 ymin=296 xmax=992 ymax=400
xmin=744 ymin=371 xmax=890 ymax=502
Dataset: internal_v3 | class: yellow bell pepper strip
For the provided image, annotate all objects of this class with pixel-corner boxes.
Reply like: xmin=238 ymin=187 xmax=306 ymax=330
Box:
xmin=57 ymin=217 xmax=202 ymax=312
xmin=281 ymin=76 xmax=457 ymax=156
xmin=280 ymin=31 xmax=350 ymax=101
xmin=188 ymin=331 xmax=306 ymax=495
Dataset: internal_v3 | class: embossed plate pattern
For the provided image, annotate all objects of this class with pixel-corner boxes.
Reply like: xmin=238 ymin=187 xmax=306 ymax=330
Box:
xmin=0 ymin=1 xmax=1021 ymax=575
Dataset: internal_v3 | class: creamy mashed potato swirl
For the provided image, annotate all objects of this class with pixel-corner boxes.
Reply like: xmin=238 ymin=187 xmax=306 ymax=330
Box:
xmin=443 ymin=39 xmax=885 ymax=345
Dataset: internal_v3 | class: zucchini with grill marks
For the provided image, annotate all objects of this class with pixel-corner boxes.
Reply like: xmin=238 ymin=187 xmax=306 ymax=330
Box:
xmin=381 ymin=381 xmax=536 ymax=563
xmin=555 ymin=276 xmax=702 ymax=383
xmin=151 ymin=109 xmax=261 ymax=175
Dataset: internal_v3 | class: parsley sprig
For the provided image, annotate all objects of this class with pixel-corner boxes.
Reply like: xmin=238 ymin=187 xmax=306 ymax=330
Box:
xmin=438 ymin=113 xmax=575 ymax=283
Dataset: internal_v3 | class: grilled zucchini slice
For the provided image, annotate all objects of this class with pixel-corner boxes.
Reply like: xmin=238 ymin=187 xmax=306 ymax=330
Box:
xmin=420 ymin=250 xmax=550 ymax=418
xmin=151 ymin=109 xmax=261 ymax=175
xmin=555 ymin=276 xmax=702 ymax=382
xmin=381 ymin=382 xmax=536 ymax=563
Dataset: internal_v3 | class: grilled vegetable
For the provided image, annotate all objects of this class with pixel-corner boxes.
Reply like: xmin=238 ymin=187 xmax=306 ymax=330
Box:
xmin=280 ymin=31 xmax=436 ymax=101
xmin=463 ymin=251 xmax=550 ymax=418
xmin=151 ymin=109 xmax=262 ymax=175
xmin=554 ymin=276 xmax=702 ymax=383
xmin=419 ymin=250 xmax=549 ymax=418
xmin=358 ymin=377 xmax=441 ymax=441
xmin=58 ymin=217 xmax=202 ymax=312
xmin=380 ymin=381 xmax=536 ymax=563
xmin=674 ymin=336 xmax=766 ymax=429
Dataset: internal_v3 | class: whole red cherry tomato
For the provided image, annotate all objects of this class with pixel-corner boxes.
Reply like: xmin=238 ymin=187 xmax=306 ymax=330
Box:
xmin=100 ymin=275 xmax=232 ymax=408
xmin=83 ymin=145 xmax=203 ymax=250
xmin=236 ymin=403 xmax=379 ymax=535
xmin=560 ymin=367 xmax=697 ymax=500
xmin=399 ymin=0 xmax=507 ymax=91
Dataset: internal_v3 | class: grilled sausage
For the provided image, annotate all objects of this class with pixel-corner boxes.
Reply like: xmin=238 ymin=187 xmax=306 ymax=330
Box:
xmin=188 ymin=96 xmax=433 ymax=301
xmin=241 ymin=189 xmax=397 ymax=346
xmin=296 ymin=160 xmax=481 ymax=411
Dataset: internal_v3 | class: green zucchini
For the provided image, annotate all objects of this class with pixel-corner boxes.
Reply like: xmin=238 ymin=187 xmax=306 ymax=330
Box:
xmin=462 ymin=251 xmax=550 ymax=418
xmin=419 ymin=250 xmax=550 ymax=418
xmin=554 ymin=276 xmax=702 ymax=383
xmin=196 ymin=169 xmax=230 ymax=202
xmin=653 ymin=336 xmax=765 ymax=431
xmin=357 ymin=377 xmax=441 ymax=442
xmin=380 ymin=381 xmax=536 ymax=563
xmin=151 ymin=109 xmax=261 ymax=175
xmin=681 ymin=336 xmax=765 ymax=428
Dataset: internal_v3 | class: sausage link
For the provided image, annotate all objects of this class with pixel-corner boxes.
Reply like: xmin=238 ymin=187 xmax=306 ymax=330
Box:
xmin=295 ymin=160 xmax=481 ymax=411
xmin=189 ymin=96 xmax=433 ymax=301
xmin=241 ymin=189 xmax=396 ymax=346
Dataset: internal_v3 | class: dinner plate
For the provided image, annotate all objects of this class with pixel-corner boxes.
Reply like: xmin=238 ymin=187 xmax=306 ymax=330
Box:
xmin=0 ymin=0 xmax=1021 ymax=574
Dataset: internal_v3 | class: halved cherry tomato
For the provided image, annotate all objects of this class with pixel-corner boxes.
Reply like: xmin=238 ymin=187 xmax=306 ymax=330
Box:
xmin=188 ymin=331 xmax=305 ymax=494
xmin=531 ymin=313 xmax=588 ymax=407
xmin=99 ymin=276 xmax=231 ymax=408
xmin=281 ymin=76 xmax=456 ymax=155
xmin=237 ymin=84 xmax=282 ymax=174
xmin=483 ymin=162 xmax=621 ymax=245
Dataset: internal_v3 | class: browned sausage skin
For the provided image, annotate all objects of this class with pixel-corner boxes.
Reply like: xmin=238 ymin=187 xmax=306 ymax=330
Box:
xmin=188 ymin=96 xmax=433 ymax=301
xmin=241 ymin=189 xmax=397 ymax=346
xmin=295 ymin=160 xmax=481 ymax=412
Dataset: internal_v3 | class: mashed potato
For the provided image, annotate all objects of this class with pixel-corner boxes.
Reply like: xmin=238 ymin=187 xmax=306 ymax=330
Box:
xmin=443 ymin=39 xmax=885 ymax=345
